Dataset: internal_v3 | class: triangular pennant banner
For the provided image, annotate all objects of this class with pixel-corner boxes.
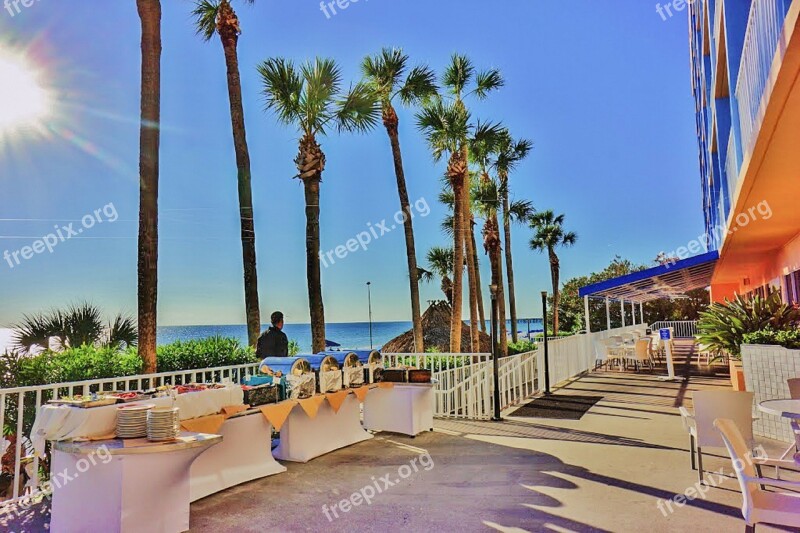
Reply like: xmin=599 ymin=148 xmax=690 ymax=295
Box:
xmin=353 ymin=385 xmax=370 ymax=402
xmin=298 ymin=396 xmax=326 ymax=419
xmin=377 ymin=382 xmax=395 ymax=389
xmin=221 ymin=404 xmax=249 ymax=418
xmin=180 ymin=414 xmax=225 ymax=435
xmin=259 ymin=401 xmax=296 ymax=431
xmin=326 ymin=390 xmax=350 ymax=413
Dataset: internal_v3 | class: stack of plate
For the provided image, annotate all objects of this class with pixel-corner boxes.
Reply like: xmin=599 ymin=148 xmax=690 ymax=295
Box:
xmin=147 ymin=407 xmax=180 ymax=441
xmin=116 ymin=404 xmax=154 ymax=439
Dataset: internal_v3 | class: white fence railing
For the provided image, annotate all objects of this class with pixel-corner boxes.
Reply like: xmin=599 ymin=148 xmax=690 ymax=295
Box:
xmin=649 ymin=321 xmax=699 ymax=338
xmin=735 ymin=0 xmax=789 ymax=157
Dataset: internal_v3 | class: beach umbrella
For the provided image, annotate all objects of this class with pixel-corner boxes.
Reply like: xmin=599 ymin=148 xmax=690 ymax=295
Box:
xmin=325 ymin=339 xmax=341 ymax=348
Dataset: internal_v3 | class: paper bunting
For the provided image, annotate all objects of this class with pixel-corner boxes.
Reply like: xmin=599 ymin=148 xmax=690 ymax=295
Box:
xmin=259 ymin=401 xmax=296 ymax=431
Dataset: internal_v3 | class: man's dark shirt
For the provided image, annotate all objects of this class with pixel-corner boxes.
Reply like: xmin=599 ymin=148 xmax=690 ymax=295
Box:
xmin=256 ymin=326 xmax=289 ymax=358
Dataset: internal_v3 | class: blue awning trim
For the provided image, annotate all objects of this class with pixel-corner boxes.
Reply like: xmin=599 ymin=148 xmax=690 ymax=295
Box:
xmin=578 ymin=251 xmax=719 ymax=303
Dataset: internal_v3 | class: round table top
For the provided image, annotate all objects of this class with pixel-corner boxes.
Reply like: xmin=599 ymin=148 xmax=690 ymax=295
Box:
xmin=53 ymin=432 xmax=222 ymax=456
xmin=758 ymin=399 xmax=800 ymax=418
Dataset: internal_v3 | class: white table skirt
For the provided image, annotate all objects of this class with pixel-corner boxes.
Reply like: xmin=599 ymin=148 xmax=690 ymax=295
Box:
xmin=50 ymin=437 xmax=219 ymax=533
xmin=31 ymin=387 xmax=244 ymax=456
xmin=363 ymin=384 xmax=434 ymax=436
xmin=189 ymin=412 xmax=285 ymax=501
xmin=272 ymin=395 xmax=372 ymax=463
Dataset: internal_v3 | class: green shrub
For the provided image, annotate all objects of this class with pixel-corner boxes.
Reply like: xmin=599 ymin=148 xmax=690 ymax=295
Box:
xmin=742 ymin=328 xmax=800 ymax=350
xmin=156 ymin=336 xmax=257 ymax=372
xmin=508 ymin=339 xmax=538 ymax=355
xmin=697 ymin=293 xmax=800 ymax=358
xmin=288 ymin=340 xmax=301 ymax=357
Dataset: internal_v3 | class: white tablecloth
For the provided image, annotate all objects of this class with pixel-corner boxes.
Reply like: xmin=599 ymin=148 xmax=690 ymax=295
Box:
xmin=272 ymin=395 xmax=372 ymax=463
xmin=363 ymin=384 xmax=434 ymax=436
xmin=31 ymin=386 xmax=244 ymax=456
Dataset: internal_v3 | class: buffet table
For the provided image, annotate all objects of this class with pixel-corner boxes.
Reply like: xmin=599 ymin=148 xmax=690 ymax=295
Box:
xmin=363 ymin=383 xmax=435 ymax=436
xmin=272 ymin=394 xmax=373 ymax=463
xmin=188 ymin=409 xmax=285 ymax=502
xmin=50 ymin=432 xmax=221 ymax=533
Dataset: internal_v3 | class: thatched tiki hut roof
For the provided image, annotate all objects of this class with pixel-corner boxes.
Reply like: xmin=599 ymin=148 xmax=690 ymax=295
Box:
xmin=382 ymin=301 xmax=492 ymax=353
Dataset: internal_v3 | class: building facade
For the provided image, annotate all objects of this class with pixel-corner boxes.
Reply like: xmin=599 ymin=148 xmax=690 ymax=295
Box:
xmin=689 ymin=0 xmax=800 ymax=302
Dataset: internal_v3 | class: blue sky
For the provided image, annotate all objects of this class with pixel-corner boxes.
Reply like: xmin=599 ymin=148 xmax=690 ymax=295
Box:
xmin=0 ymin=0 xmax=702 ymax=326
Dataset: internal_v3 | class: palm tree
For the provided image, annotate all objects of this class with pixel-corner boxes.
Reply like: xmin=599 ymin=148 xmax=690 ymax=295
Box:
xmin=136 ymin=0 xmax=161 ymax=373
xmin=417 ymin=99 xmax=470 ymax=352
xmin=469 ymin=121 xmax=507 ymax=354
xmin=192 ymin=0 xmax=261 ymax=347
xmin=529 ymin=211 xmax=577 ymax=335
xmin=259 ymin=57 xmax=379 ymax=353
xmin=494 ymin=131 xmax=533 ymax=343
xmin=362 ymin=48 xmax=437 ymax=353
xmin=420 ymin=246 xmax=456 ymax=305
xmin=439 ymin=54 xmax=504 ymax=353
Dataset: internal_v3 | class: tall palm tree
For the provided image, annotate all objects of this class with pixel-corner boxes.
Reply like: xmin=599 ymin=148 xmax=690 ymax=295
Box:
xmin=259 ymin=57 xmax=379 ymax=353
xmin=136 ymin=0 xmax=161 ymax=373
xmin=469 ymin=121 xmax=507 ymax=354
xmin=362 ymin=48 xmax=437 ymax=353
xmin=529 ymin=211 xmax=577 ymax=335
xmin=420 ymin=246 xmax=456 ymax=305
xmin=192 ymin=0 xmax=261 ymax=347
xmin=438 ymin=187 xmax=486 ymax=334
xmin=439 ymin=54 xmax=503 ymax=353
xmin=417 ymin=99 xmax=470 ymax=352
xmin=494 ymin=132 xmax=533 ymax=343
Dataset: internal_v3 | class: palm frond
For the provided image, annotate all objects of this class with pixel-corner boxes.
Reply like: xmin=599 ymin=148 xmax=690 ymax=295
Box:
xmin=472 ymin=69 xmax=504 ymax=99
xmin=361 ymin=47 xmax=406 ymax=101
xmin=258 ymin=58 xmax=303 ymax=127
xmin=301 ymin=57 xmax=342 ymax=134
xmin=335 ymin=82 xmax=380 ymax=133
xmin=442 ymin=53 xmax=474 ymax=97
xmin=426 ymin=246 xmax=455 ymax=277
xmin=191 ymin=0 xmax=221 ymax=41
xmin=398 ymin=65 xmax=438 ymax=106
xmin=416 ymin=99 xmax=470 ymax=161
xmin=468 ymin=120 xmax=505 ymax=169
xmin=506 ymin=199 xmax=535 ymax=224
xmin=107 ymin=314 xmax=138 ymax=350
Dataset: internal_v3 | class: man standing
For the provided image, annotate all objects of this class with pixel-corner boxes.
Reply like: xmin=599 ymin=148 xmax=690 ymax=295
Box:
xmin=256 ymin=311 xmax=289 ymax=358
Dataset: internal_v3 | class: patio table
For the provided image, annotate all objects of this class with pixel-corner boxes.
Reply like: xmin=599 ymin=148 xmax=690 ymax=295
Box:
xmin=272 ymin=393 xmax=372 ymax=463
xmin=363 ymin=383 xmax=434 ymax=436
xmin=50 ymin=432 xmax=220 ymax=533
xmin=188 ymin=408 xmax=286 ymax=502
xmin=758 ymin=399 xmax=800 ymax=460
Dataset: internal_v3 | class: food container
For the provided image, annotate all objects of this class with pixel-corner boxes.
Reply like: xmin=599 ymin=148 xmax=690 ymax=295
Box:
xmin=260 ymin=357 xmax=312 ymax=376
xmin=242 ymin=384 xmax=280 ymax=407
xmin=319 ymin=351 xmax=363 ymax=387
xmin=285 ymin=374 xmax=316 ymax=399
xmin=256 ymin=357 xmax=315 ymax=400
xmin=352 ymin=350 xmax=382 ymax=366
xmin=380 ymin=368 xmax=408 ymax=383
xmin=302 ymin=354 xmax=343 ymax=393
xmin=407 ymin=369 xmax=432 ymax=383
xmin=49 ymin=396 xmax=119 ymax=408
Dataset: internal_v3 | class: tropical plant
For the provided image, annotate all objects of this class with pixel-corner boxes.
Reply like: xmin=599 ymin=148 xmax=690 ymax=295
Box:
xmin=529 ymin=210 xmax=577 ymax=335
xmin=494 ymin=130 xmax=533 ymax=343
xmin=417 ymin=99 xmax=470 ymax=352
xmin=420 ymin=54 xmax=503 ymax=353
xmin=742 ymin=328 xmax=800 ymax=350
xmin=697 ymin=293 xmax=800 ymax=358
xmin=192 ymin=0 xmax=261 ymax=347
xmin=136 ymin=0 xmax=162 ymax=373
xmin=469 ymin=121 xmax=508 ymax=355
xmin=419 ymin=246 xmax=456 ymax=305
xmin=13 ymin=303 xmax=137 ymax=354
xmin=156 ymin=336 xmax=257 ymax=372
xmin=361 ymin=48 xmax=438 ymax=353
xmin=259 ymin=57 xmax=380 ymax=353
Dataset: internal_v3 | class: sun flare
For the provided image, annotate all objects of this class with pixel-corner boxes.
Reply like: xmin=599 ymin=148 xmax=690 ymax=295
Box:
xmin=0 ymin=51 xmax=52 ymax=134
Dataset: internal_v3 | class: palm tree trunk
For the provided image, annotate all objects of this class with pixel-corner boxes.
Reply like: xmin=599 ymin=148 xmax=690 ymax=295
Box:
xmin=297 ymin=135 xmax=326 ymax=353
xmin=136 ymin=0 xmax=161 ymax=374
xmin=219 ymin=7 xmax=260 ymax=347
xmin=549 ymin=249 xmax=560 ymax=335
xmin=447 ymin=152 xmax=467 ymax=353
xmin=469 ymin=219 xmax=486 ymax=334
xmin=493 ymin=213 xmax=508 ymax=356
xmin=383 ymin=106 xmax=423 ymax=353
xmin=461 ymin=149 xmax=479 ymax=354
xmin=502 ymin=193 xmax=518 ymax=343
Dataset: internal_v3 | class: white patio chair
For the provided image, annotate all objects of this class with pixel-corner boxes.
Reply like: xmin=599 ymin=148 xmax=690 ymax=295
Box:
xmin=715 ymin=418 xmax=800 ymax=532
xmin=593 ymin=340 xmax=610 ymax=370
xmin=632 ymin=338 xmax=653 ymax=372
xmin=679 ymin=390 xmax=757 ymax=484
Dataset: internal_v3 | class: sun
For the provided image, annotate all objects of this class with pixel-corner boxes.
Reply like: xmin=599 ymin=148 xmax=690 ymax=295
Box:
xmin=0 ymin=51 xmax=52 ymax=134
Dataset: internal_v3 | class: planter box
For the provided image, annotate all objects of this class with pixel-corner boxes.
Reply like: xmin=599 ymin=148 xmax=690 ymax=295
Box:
xmin=741 ymin=344 xmax=800 ymax=443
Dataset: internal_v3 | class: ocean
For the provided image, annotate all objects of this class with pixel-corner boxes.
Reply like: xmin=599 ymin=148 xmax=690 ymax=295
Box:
xmin=0 ymin=318 xmax=543 ymax=354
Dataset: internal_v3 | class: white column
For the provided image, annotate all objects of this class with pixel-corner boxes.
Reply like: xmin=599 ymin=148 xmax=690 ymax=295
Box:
xmin=620 ymin=299 xmax=626 ymax=327
xmin=640 ymin=302 xmax=645 ymax=325
xmin=605 ymin=297 xmax=612 ymax=331
xmin=584 ymin=296 xmax=591 ymax=334
xmin=631 ymin=302 xmax=637 ymax=325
